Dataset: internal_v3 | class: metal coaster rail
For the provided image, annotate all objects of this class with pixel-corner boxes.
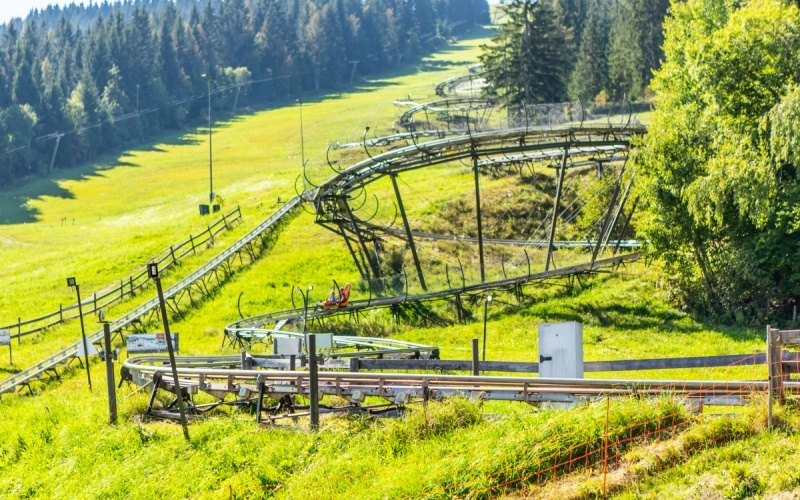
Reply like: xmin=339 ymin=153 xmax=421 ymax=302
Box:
xmin=3 ymin=123 xmax=643 ymax=398
xmin=226 ymin=252 xmax=641 ymax=336
xmin=0 ymin=198 xmax=300 ymax=397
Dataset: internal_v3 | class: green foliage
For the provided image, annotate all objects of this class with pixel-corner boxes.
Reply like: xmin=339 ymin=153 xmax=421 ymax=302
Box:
xmin=479 ymin=0 xmax=573 ymax=108
xmin=637 ymin=0 xmax=800 ymax=320
xmin=0 ymin=0 xmax=489 ymax=187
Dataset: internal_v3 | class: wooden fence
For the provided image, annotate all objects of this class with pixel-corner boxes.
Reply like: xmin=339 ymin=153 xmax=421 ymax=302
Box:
xmin=1 ymin=206 xmax=242 ymax=342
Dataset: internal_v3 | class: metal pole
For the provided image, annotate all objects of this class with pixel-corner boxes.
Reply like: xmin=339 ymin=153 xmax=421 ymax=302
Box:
xmin=342 ymin=199 xmax=381 ymax=278
xmin=473 ymin=153 xmax=485 ymax=282
xmin=391 ymin=174 xmax=427 ymax=291
xmin=208 ymin=79 xmax=213 ymax=204
xmin=298 ymin=99 xmax=305 ymax=169
xmin=309 ymin=334 xmax=320 ymax=429
xmin=545 ymin=147 xmax=568 ymax=271
xmin=471 ymin=339 xmax=479 ymax=376
xmin=75 ymin=284 xmax=92 ymax=391
xmin=482 ymin=296 xmax=491 ymax=361
xmin=103 ymin=323 xmax=117 ymax=425
xmin=154 ymin=275 xmax=190 ymax=441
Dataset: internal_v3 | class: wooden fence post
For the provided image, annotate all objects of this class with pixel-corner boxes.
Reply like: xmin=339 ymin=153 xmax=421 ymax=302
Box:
xmin=190 ymin=234 xmax=196 ymax=254
xmin=767 ymin=325 xmax=783 ymax=428
xmin=170 ymin=246 xmax=176 ymax=264
xmin=59 ymin=304 xmax=63 ymax=323
xmin=17 ymin=318 xmax=21 ymax=345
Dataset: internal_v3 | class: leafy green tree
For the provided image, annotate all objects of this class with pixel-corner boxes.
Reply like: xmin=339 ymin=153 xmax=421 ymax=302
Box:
xmin=636 ymin=0 xmax=800 ymax=320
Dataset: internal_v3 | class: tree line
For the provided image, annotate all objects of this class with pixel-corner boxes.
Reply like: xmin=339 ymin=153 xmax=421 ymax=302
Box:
xmin=637 ymin=0 xmax=800 ymax=322
xmin=479 ymin=0 xmax=669 ymax=110
xmin=0 ymin=0 xmax=490 ymax=187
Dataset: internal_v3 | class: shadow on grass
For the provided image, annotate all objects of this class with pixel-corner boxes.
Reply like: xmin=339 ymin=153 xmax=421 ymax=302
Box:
xmin=514 ymin=277 xmax=762 ymax=343
xmin=0 ymin=24 xmax=492 ymax=225
xmin=0 ymin=131 xmax=207 ymax=225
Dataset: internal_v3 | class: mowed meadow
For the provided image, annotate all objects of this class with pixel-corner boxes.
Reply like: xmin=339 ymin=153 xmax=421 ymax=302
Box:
xmin=0 ymin=27 xmax=789 ymax=500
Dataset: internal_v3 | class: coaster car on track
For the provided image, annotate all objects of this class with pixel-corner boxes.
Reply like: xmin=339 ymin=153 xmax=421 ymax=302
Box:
xmin=318 ymin=282 xmax=351 ymax=310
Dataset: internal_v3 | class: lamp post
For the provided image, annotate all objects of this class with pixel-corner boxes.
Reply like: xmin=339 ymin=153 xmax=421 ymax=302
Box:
xmin=482 ymin=295 xmax=492 ymax=361
xmin=201 ymin=73 xmax=215 ymax=206
xmin=67 ymin=277 xmax=92 ymax=391
xmin=295 ymin=285 xmax=313 ymax=334
xmin=149 ymin=263 xmax=190 ymax=441
xmin=297 ymin=99 xmax=305 ymax=168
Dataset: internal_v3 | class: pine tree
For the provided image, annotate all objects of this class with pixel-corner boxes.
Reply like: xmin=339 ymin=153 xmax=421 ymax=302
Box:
xmin=479 ymin=0 xmax=572 ymax=112
xmin=568 ymin=0 xmax=610 ymax=103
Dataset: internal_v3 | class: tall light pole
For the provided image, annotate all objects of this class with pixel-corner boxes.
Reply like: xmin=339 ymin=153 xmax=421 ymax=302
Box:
xmin=482 ymin=295 xmax=492 ymax=361
xmin=67 ymin=277 xmax=92 ymax=391
xmin=297 ymin=99 xmax=305 ymax=168
xmin=136 ymin=84 xmax=140 ymax=114
xmin=202 ymin=74 xmax=215 ymax=205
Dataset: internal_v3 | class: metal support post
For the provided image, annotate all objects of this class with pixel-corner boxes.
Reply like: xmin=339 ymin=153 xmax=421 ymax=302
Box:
xmin=72 ymin=283 xmax=92 ymax=391
xmin=471 ymin=339 xmax=480 ymax=376
xmin=255 ymin=381 xmax=265 ymax=424
xmin=473 ymin=154 xmax=486 ymax=282
xmin=153 ymin=268 xmax=190 ymax=441
xmin=545 ymin=147 xmax=568 ymax=271
xmin=309 ymin=334 xmax=320 ymax=429
xmin=591 ymin=182 xmax=621 ymax=267
xmin=340 ymin=229 xmax=368 ymax=280
xmin=391 ymin=174 xmax=427 ymax=291
xmin=342 ymin=199 xmax=382 ymax=278
xmin=103 ymin=323 xmax=117 ymax=425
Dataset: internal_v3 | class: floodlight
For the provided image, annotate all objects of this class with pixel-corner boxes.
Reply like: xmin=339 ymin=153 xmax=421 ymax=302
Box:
xmin=148 ymin=263 xmax=159 ymax=279
xmin=487 ymin=295 xmax=492 ymax=302
xmin=66 ymin=277 xmax=76 ymax=287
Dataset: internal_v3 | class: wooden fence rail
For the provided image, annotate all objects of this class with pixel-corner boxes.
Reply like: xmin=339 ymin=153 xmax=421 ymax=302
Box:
xmin=349 ymin=352 xmax=779 ymax=374
xmin=1 ymin=206 xmax=242 ymax=340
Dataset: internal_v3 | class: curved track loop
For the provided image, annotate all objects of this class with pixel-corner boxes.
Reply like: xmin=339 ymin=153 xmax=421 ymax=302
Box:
xmin=395 ymin=97 xmax=496 ymax=128
xmin=311 ymin=124 xmax=644 ymax=214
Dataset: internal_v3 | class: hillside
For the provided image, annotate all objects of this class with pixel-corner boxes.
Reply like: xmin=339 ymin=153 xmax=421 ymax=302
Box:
xmin=0 ymin=22 xmax=791 ymax=500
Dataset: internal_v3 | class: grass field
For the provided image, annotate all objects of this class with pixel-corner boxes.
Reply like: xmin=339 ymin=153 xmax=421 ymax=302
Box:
xmin=0 ymin=25 xmax=788 ymax=500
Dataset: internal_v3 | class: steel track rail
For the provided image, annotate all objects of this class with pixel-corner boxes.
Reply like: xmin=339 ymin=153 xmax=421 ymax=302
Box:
xmin=0 ymin=198 xmax=301 ymax=397
xmin=226 ymin=252 xmax=640 ymax=333
xmin=312 ymin=125 xmax=644 ymax=203
xmin=122 ymin=359 xmax=773 ymax=408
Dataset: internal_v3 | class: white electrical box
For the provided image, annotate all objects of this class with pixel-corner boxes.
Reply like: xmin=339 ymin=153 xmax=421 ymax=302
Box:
xmin=538 ymin=321 xmax=583 ymax=379
xmin=274 ymin=337 xmax=303 ymax=356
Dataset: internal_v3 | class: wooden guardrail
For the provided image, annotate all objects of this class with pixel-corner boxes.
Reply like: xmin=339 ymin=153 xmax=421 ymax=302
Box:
xmin=348 ymin=353 xmax=772 ymax=373
xmin=0 ymin=206 xmax=242 ymax=342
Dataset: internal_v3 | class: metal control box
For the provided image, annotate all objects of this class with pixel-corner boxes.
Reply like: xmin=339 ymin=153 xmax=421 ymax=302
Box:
xmin=538 ymin=321 xmax=583 ymax=379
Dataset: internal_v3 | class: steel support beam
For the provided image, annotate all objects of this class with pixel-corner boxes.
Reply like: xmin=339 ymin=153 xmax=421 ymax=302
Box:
xmin=340 ymin=227 xmax=368 ymax=280
xmin=602 ymin=175 xmax=634 ymax=253
xmin=473 ymin=153 xmax=486 ymax=282
xmin=342 ymin=198 xmax=382 ymax=279
xmin=545 ymin=147 xmax=568 ymax=271
xmin=391 ymin=174 xmax=427 ymax=291
xmin=592 ymin=181 xmax=622 ymax=267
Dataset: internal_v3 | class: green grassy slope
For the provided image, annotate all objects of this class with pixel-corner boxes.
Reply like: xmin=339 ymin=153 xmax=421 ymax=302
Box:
xmin=0 ymin=26 xmax=786 ymax=500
